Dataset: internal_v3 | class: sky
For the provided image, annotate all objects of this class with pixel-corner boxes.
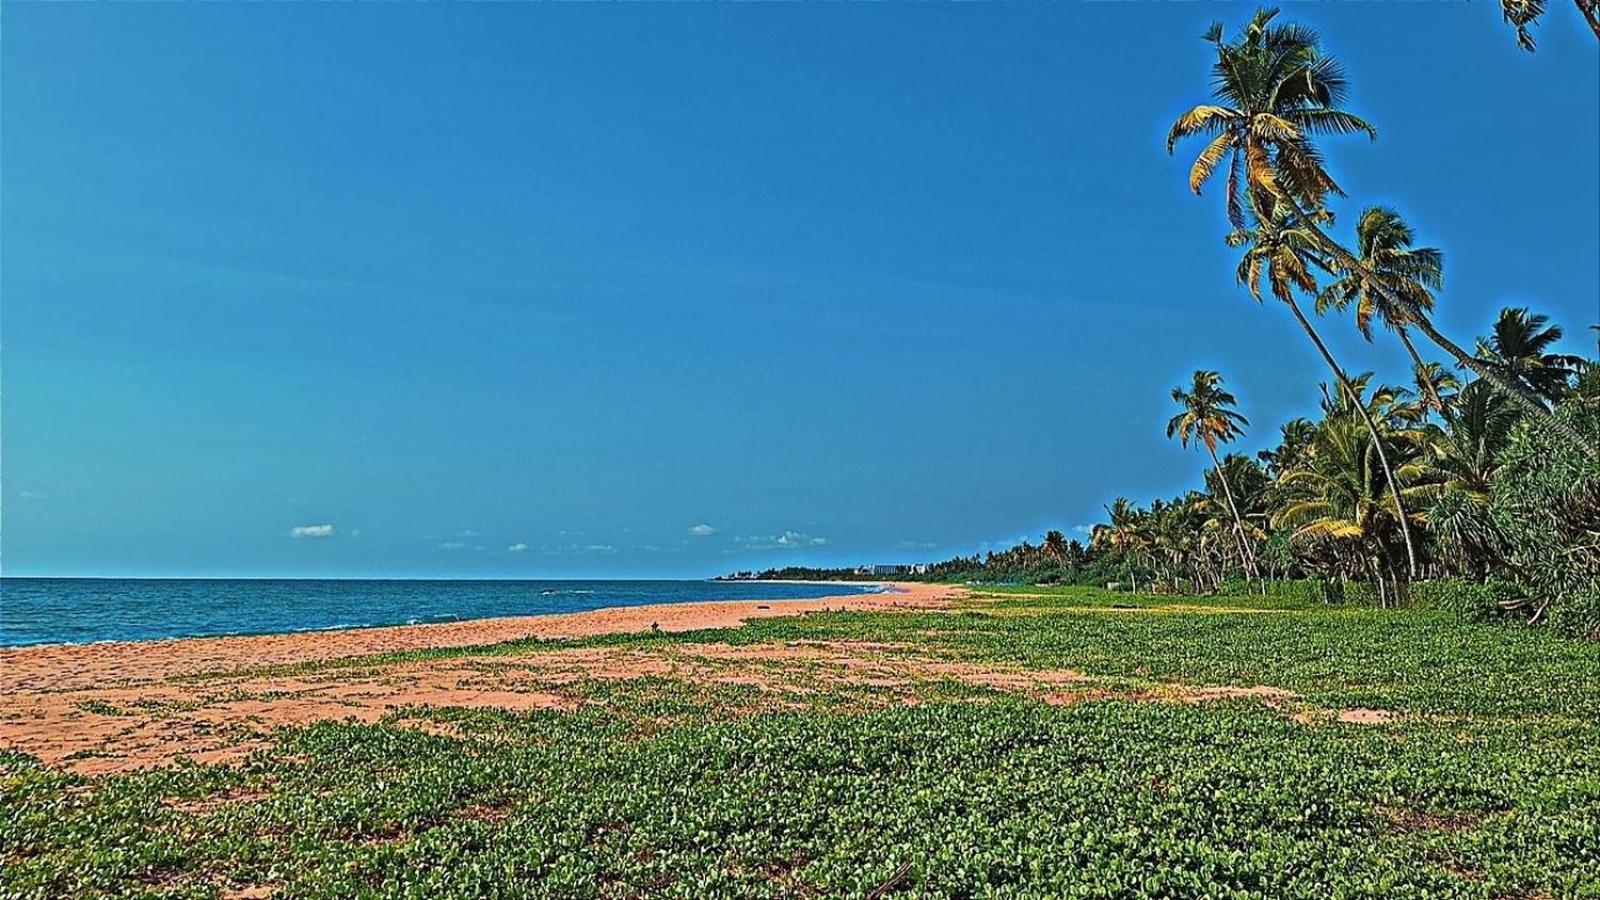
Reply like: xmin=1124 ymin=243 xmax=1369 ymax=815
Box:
xmin=2 ymin=3 xmax=1596 ymax=579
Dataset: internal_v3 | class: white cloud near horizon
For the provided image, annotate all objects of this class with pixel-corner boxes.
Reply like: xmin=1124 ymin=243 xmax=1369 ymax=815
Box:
xmin=290 ymin=524 xmax=335 ymax=539
xmin=736 ymin=530 xmax=829 ymax=550
xmin=507 ymin=542 xmax=529 ymax=552
xmin=689 ymin=523 xmax=717 ymax=536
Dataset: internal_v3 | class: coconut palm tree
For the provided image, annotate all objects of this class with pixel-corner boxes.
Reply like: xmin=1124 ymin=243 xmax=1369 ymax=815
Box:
xmin=1042 ymin=529 xmax=1069 ymax=566
xmin=1166 ymin=370 xmax=1259 ymax=579
xmin=1411 ymin=361 xmax=1462 ymax=420
xmin=1317 ymin=207 xmax=1449 ymax=412
xmin=1166 ymin=8 xmax=1374 ymax=231
xmin=1477 ymin=307 xmax=1587 ymax=408
xmin=1093 ymin=497 xmax=1151 ymax=593
xmin=1273 ymin=416 xmax=1430 ymax=606
xmin=1230 ymin=211 xmax=1421 ymax=575
xmin=1500 ymin=0 xmax=1600 ymax=51
xmin=1428 ymin=380 xmax=1519 ymax=497
xmin=1258 ymin=417 xmax=1318 ymax=478
xmin=1169 ymin=8 xmax=1598 ymax=457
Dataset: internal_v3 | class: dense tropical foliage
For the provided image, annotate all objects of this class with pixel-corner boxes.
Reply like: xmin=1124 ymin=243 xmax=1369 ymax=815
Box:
xmin=1144 ymin=8 xmax=1600 ymax=634
xmin=734 ymin=9 xmax=1598 ymax=640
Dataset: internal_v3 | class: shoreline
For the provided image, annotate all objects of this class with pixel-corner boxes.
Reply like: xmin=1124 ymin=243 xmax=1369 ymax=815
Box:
xmin=0 ymin=579 xmax=900 ymax=653
xmin=0 ymin=581 xmax=960 ymax=693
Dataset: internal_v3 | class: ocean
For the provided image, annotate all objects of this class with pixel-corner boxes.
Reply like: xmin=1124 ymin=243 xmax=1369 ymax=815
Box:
xmin=0 ymin=578 xmax=881 ymax=648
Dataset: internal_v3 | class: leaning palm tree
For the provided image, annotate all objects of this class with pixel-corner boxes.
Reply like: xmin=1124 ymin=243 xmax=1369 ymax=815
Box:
xmin=1230 ymin=210 xmax=1420 ymax=575
xmin=1169 ymin=8 xmax=1597 ymax=457
xmin=1166 ymin=370 xmax=1259 ymax=579
xmin=1477 ymin=307 xmax=1587 ymax=408
xmin=1317 ymin=207 xmax=1448 ymax=413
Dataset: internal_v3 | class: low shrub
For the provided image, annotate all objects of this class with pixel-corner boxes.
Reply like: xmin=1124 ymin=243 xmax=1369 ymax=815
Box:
xmin=1410 ymin=579 xmax=1524 ymax=623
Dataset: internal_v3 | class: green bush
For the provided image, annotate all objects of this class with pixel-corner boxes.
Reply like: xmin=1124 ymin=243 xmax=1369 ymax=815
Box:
xmin=1489 ymin=399 xmax=1600 ymax=639
xmin=1410 ymin=579 xmax=1523 ymax=623
xmin=1216 ymin=578 xmax=1331 ymax=604
xmin=1551 ymin=587 xmax=1600 ymax=639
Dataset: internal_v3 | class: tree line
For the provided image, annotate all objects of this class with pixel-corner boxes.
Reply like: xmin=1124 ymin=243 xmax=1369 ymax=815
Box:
xmin=916 ymin=10 xmax=1600 ymax=636
xmin=1128 ymin=9 xmax=1598 ymax=634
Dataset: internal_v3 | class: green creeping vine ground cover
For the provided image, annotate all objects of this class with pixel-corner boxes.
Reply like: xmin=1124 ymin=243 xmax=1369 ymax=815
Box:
xmin=4 ymin=588 xmax=1599 ymax=899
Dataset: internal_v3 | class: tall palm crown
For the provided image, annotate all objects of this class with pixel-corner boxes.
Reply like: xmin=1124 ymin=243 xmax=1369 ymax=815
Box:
xmin=1166 ymin=370 xmax=1250 ymax=452
xmin=1477 ymin=307 xmax=1587 ymax=406
xmin=1167 ymin=7 xmax=1375 ymax=228
xmin=1317 ymin=207 xmax=1442 ymax=340
xmin=1228 ymin=207 xmax=1324 ymax=303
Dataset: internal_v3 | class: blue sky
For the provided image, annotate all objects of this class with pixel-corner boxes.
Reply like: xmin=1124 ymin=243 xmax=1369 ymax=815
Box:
xmin=3 ymin=3 xmax=1596 ymax=578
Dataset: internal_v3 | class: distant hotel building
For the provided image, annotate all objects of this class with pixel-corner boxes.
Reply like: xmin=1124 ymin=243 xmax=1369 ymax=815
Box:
xmin=860 ymin=563 xmax=930 ymax=576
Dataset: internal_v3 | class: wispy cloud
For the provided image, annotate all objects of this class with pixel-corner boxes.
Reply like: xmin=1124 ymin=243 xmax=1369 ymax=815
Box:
xmin=507 ymin=542 xmax=529 ymax=553
xmin=688 ymin=523 xmax=717 ymax=537
xmin=439 ymin=541 xmax=468 ymax=550
xmin=290 ymin=524 xmax=335 ymax=539
xmin=737 ymin=530 xmax=828 ymax=550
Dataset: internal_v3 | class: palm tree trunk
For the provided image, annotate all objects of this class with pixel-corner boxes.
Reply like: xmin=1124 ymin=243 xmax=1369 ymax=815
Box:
xmin=1282 ymin=294 xmax=1420 ymax=578
xmin=1287 ymin=203 xmax=1600 ymax=459
xmin=1576 ymin=0 xmax=1600 ymax=39
xmin=1205 ymin=443 xmax=1260 ymax=581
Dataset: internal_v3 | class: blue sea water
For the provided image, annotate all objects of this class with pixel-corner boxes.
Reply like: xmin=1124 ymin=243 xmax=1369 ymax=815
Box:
xmin=0 ymin=579 xmax=882 ymax=647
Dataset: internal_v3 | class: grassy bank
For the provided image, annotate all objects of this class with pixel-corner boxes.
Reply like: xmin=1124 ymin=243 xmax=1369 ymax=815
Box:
xmin=5 ymin=587 xmax=1599 ymax=898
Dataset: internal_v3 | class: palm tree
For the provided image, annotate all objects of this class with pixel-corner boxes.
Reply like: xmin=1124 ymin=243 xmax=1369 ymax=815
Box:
xmin=1258 ymin=417 xmax=1318 ymax=478
xmin=1166 ymin=8 xmax=1374 ymax=232
xmin=1042 ymin=529 xmax=1069 ymax=566
xmin=1169 ymin=8 xmax=1598 ymax=458
xmin=1317 ymin=207 xmax=1448 ymax=413
xmin=1093 ymin=497 xmax=1151 ymax=593
xmin=1273 ymin=416 xmax=1430 ymax=606
xmin=1411 ymin=361 xmax=1462 ymax=420
xmin=1166 ymin=370 xmax=1259 ymax=579
xmin=1428 ymin=380 xmax=1519 ymax=498
xmin=1500 ymin=0 xmax=1600 ymax=51
xmin=1230 ymin=212 xmax=1420 ymax=575
xmin=1477 ymin=307 xmax=1586 ymax=408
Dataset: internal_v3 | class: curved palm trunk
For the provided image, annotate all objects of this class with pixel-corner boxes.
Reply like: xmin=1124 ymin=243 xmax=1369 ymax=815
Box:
xmin=1288 ymin=203 xmax=1600 ymax=459
xmin=1205 ymin=443 xmax=1260 ymax=582
xmin=1282 ymin=295 xmax=1420 ymax=578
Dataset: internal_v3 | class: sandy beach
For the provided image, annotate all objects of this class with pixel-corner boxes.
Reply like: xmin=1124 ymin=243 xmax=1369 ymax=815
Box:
xmin=0 ymin=581 xmax=961 ymax=772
